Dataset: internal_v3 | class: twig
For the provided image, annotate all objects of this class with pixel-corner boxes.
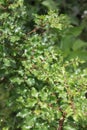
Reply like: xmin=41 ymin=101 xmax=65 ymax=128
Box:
xmin=0 ymin=4 xmax=7 ymax=10
xmin=27 ymin=27 xmax=39 ymax=35
xmin=27 ymin=23 xmax=46 ymax=35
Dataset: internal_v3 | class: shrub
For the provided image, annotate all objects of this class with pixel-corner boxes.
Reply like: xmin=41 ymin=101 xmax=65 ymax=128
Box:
xmin=0 ymin=0 xmax=87 ymax=130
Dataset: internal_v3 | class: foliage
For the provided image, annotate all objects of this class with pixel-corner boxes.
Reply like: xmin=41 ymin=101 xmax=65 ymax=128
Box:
xmin=0 ymin=0 xmax=87 ymax=130
xmin=34 ymin=11 xmax=87 ymax=61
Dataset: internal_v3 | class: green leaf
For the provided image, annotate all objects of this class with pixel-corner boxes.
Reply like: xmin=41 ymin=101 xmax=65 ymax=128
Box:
xmin=68 ymin=51 xmax=87 ymax=60
xmin=73 ymin=39 xmax=87 ymax=51
xmin=42 ymin=0 xmax=57 ymax=10
xmin=10 ymin=36 xmax=20 ymax=42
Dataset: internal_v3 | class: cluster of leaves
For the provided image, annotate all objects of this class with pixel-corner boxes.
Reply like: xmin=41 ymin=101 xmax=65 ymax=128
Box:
xmin=0 ymin=0 xmax=87 ymax=130
xmin=34 ymin=11 xmax=87 ymax=61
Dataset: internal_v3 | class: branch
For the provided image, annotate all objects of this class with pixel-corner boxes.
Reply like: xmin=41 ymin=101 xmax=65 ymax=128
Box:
xmin=53 ymin=93 xmax=66 ymax=130
xmin=57 ymin=107 xmax=66 ymax=130
xmin=57 ymin=115 xmax=65 ymax=130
